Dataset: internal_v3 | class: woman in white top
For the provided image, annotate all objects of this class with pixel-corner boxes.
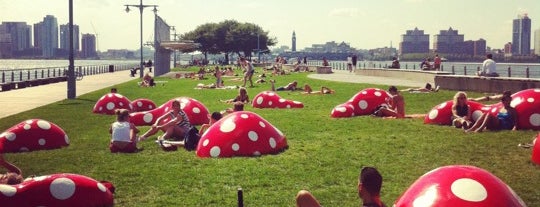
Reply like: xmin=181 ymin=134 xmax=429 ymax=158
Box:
xmin=109 ymin=109 xmax=140 ymax=153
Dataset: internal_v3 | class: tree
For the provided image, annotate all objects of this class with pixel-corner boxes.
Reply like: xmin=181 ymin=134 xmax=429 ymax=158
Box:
xmin=181 ymin=20 xmax=276 ymax=64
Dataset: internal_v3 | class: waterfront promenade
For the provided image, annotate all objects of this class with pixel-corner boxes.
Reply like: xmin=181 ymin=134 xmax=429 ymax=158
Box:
xmin=0 ymin=70 xmax=138 ymax=119
xmin=0 ymin=69 xmax=425 ymax=119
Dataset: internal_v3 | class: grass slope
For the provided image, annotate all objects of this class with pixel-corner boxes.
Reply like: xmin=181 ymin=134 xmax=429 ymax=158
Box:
xmin=2 ymin=68 xmax=539 ymax=206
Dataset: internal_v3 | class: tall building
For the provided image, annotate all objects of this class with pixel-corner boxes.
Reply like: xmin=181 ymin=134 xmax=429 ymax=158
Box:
xmin=81 ymin=33 xmax=97 ymax=58
xmin=0 ymin=22 xmax=32 ymax=52
xmin=291 ymin=31 xmax=296 ymax=52
xmin=433 ymin=27 xmax=464 ymax=54
xmin=41 ymin=15 xmax=58 ymax=58
xmin=399 ymin=27 xmax=429 ymax=55
xmin=512 ymin=14 xmax=531 ymax=55
xmin=59 ymin=24 xmax=79 ymax=51
xmin=534 ymin=28 xmax=540 ymax=55
xmin=33 ymin=22 xmax=43 ymax=49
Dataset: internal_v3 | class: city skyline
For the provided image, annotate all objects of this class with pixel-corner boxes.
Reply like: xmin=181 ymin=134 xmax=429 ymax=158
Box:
xmin=1 ymin=0 xmax=539 ymax=51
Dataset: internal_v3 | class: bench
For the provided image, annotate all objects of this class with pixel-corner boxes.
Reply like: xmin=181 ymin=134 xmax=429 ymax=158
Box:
xmin=316 ymin=66 xmax=333 ymax=74
xmin=435 ymin=75 xmax=540 ymax=93
xmin=0 ymin=83 xmax=14 ymax=91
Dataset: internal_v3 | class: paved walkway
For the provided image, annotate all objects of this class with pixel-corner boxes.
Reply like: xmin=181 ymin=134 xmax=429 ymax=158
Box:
xmin=0 ymin=71 xmax=138 ymax=119
xmin=0 ymin=68 xmax=424 ymax=119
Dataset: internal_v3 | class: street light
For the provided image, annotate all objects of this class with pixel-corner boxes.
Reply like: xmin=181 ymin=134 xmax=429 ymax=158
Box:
xmin=124 ymin=0 xmax=158 ymax=78
xmin=171 ymin=26 xmax=178 ymax=68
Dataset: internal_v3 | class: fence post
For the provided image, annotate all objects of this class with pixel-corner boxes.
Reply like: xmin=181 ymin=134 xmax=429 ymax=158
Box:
xmin=27 ymin=70 xmax=30 ymax=80
xmin=476 ymin=66 xmax=480 ymax=75
xmin=464 ymin=66 xmax=467 ymax=76
xmin=2 ymin=72 xmax=4 ymax=83
xmin=526 ymin=67 xmax=530 ymax=78
xmin=507 ymin=66 xmax=511 ymax=77
xmin=441 ymin=65 xmax=444 ymax=71
xmin=19 ymin=71 xmax=23 ymax=81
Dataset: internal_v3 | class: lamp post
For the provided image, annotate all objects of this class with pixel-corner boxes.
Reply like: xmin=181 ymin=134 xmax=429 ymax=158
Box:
xmin=171 ymin=26 xmax=178 ymax=68
xmin=124 ymin=0 xmax=158 ymax=78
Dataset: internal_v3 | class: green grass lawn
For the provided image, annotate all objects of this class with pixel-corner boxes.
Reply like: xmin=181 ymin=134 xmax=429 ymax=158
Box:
xmin=2 ymin=67 xmax=540 ymax=206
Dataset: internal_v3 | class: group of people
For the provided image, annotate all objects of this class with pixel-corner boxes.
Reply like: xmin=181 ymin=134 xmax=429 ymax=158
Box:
xmin=452 ymin=90 xmax=517 ymax=132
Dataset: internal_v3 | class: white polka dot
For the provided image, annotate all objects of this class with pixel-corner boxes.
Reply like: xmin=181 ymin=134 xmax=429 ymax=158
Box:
xmin=358 ymin=100 xmax=368 ymax=110
xmin=25 ymin=119 xmax=34 ymax=124
xmin=241 ymin=114 xmax=249 ymax=119
xmin=149 ymin=105 xmax=153 ymax=109
xmin=450 ymin=178 xmax=487 ymax=202
xmin=253 ymin=151 xmax=261 ymax=156
xmin=99 ymin=106 xmax=103 ymax=111
xmin=38 ymin=138 xmax=46 ymax=145
xmin=437 ymin=102 xmax=447 ymax=109
xmin=279 ymin=98 xmax=286 ymax=103
xmin=50 ymin=177 xmax=76 ymax=200
xmin=374 ymin=91 xmax=382 ymax=96
xmin=232 ymin=143 xmax=240 ymax=151
xmin=143 ymin=113 xmax=154 ymax=123
xmin=269 ymin=138 xmax=276 ymax=148
xmin=98 ymin=182 xmax=107 ymax=192
xmin=412 ymin=185 xmax=437 ymax=207
xmin=203 ymin=139 xmax=209 ymax=146
xmin=472 ymin=110 xmax=483 ymax=122
xmin=119 ymin=102 xmax=124 ymax=107
xmin=336 ymin=106 xmax=347 ymax=113
xmin=259 ymin=121 xmax=266 ymax=128
xmin=192 ymin=107 xmax=201 ymax=113
xmin=23 ymin=124 xmax=31 ymax=130
xmin=528 ymin=97 xmax=535 ymax=103
xmin=64 ymin=135 xmax=70 ymax=144
xmin=3 ymin=132 xmax=16 ymax=141
xmin=0 ymin=185 xmax=17 ymax=197
xmin=529 ymin=114 xmax=540 ymax=126
xmin=106 ymin=102 xmax=115 ymax=110
xmin=210 ymin=146 xmax=221 ymax=157
xmin=268 ymin=92 xmax=275 ymax=96
xmin=268 ymin=101 xmax=273 ymax=106
xmin=286 ymin=105 xmax=291 ymax=108
xmin=137 ymin=102 xmax=143 ymax=107
xmin=220 ymin=118 xmax=236 ymax=133
xmin=428 ymin=109 xmax=439 ymax=120
xmin=37 ymin=120 xmax=51 ymax=130
xmin=535 ymin=89 xmax=540 ymax=92
xmin=256 ymin=97 xmax=264 ymax=105
xmin=248 ymin=131 xmax=258 ymax=141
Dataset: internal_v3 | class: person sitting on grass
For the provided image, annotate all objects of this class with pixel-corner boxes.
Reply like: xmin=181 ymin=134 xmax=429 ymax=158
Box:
xmin=451 ymin=91 xmax=473 ymax=130
xmin=0 ymin=154 xmax=23 ymax=185
xmin=373 ymin=86 xmax=405 ymax=119
xmin=465 ymin=93 xmax=518 ymax=133
xmin=221 ymin=87 xmax=250 ymax=104
xmin=400 ymin=83 xmax=439 ymax=93
xmin=140 ymin=72 xmax=155 ymax=87
xmin=296 ymin=166 xmax=385 ymax=207
xmin=302 ymin=84 xmax=335 ymax=94
xmin=109 ymin=109 xmax=140 ymax=153
xmin=139 ymin=100 xmax=191 ymax=142
xmin=199 ymin=112 xmax=223 ymax=135
xmin=270 ymin=80 xmax=299 ymax=91
xmin=222 ymin=102 xmax=245 ymax=115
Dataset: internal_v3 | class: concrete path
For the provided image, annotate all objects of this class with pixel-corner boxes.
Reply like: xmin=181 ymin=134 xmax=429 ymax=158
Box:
xmin=0 ymin=68 xmax=425 ymax=119
xmin=0 ymin=71 xmax=138 ymax=119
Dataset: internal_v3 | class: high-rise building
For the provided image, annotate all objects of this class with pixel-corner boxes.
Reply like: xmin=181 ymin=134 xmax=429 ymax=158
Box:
xmin=41 ymin=15 xmax=58 ymax=58
xmin=512 ymin=14 xmax=531 ymax=55
xmin=291 ymin=31 xmax=296 ymax=52
xmin=534 ymin=28 xmax=540 ymax=56
xmin=33 ymin=22 xmax=42 ymax=49
xmin=399 ymin=27 xmax=429 ymax=55
xmin=81 ymin=33 xmax=97 ymax=58
xmin=59 ymin=24 xmax=79 ymax=51
xmin=0 ymin=22 xmax=32 ymax=52
xmin=433 ymin=27 xmax=464 ymax=54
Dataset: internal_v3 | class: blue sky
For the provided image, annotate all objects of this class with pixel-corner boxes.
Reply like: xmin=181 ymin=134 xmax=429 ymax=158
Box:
xmin=1 ymin=0 xmax=539 ymax=51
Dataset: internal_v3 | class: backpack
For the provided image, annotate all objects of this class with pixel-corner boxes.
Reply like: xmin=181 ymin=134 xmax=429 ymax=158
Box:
xmin=184 ymin=126 xmax=200 ymax=151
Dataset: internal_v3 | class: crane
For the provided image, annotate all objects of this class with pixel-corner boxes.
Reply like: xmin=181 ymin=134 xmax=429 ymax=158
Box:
xmin=91 ymin=21 xmax=99 ymax=52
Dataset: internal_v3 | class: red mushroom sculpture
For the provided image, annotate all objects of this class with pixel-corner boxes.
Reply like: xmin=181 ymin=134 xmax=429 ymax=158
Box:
xmin=130 ymin=98 xmax=157 ymax=112
xmin=424 ymin=100 xmax=485 ymax=125
xmin=394 ymin=165 xmax=526 ymax=207
xmin=348 ymin=88 xmax=390 ymax=116
xmin=330 ymin=103 xmax=355 ymax=118
xmin=92 ymin=93 xmax=133 ymax=115
xmin=196 ymin=111 xmax=288 ymax=158
xmin=252 ymin=91 xmax=304 ymax=109
xmin=0 ymin=173 xmax=114 ymax=207
xmin=0 ymin=119 xmax=69 ymax=153
xmin=130 ymin=97 xmax=210 ymax=126
xmin=510 ymin=89 xmax=540 ymax=130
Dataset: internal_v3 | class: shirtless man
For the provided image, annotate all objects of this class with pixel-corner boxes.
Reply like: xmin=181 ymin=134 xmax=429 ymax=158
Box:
xmin=374 ymin=86 xmax=405 ymax=118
